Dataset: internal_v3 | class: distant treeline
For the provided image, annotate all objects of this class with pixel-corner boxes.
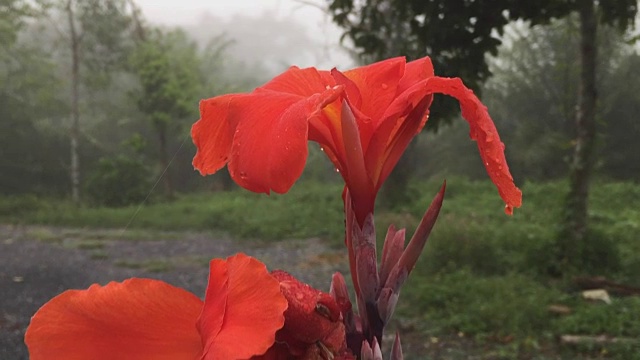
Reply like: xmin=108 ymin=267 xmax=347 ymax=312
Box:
xmin=2 ymin=4 xmax=639 ymax=205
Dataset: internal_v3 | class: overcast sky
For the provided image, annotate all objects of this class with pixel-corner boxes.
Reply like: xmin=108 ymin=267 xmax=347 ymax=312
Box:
xmin=135 ymin=0 xmax=354 ymax=70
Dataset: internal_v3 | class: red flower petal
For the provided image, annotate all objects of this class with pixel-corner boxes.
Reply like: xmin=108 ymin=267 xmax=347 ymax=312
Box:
xmin=343 ymin=57 xmax=405 ymax=123
xmin=192 ymin=94 xmax=239 ymax=176
xmin=228 ymin=88 xmax=343 ymax=194
xmin=396 ymin=56 xmax=435 ymax=95
xmin=199 ymin=254 xmax=288 ymax=360
xmin=271 ymin=270 xmax=345 ymax=356
xmin=424 ymin=76 xmax=523 ymax=213
xmin=25 ymin=279 xmax=203 ymax=360
xmin=366 ymin=80 xmax=433 ymax=188
xmin=258 ymin=66 xmax=331 ymax=96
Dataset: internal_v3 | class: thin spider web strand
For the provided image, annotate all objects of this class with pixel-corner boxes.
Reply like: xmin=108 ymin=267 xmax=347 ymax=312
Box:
xmin=119 ymin=134 xmax=190 ymax=237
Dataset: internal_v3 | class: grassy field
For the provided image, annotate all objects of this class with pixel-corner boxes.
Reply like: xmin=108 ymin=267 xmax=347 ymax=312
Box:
xmin=2 ymin=178 xmax=640 ymax=359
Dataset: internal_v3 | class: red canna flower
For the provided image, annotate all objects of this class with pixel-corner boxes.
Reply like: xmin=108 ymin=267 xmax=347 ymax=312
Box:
xmin=192 ymin=56 xmax=522 ymax=224
xmin=192 ymin=56 xmax=523 ymax=355
xmin=25 ymin=253 xmax=347 ymax=360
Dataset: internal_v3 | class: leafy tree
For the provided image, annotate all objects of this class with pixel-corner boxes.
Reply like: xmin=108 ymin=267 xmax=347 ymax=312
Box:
xmin=85 ymin=134 xmax=152 ymax=207
xmin=42 ymin=0 xmax=135 ymax=202
xmin=328 ymin=0 xmax=637 ymax=274
xmin=1 ymin=0 xmax=70 ymax=195
xmin=483 ymin=18 xmax=635 ymax=182
xmin=129 ymin=28 xmax=202 ymax=198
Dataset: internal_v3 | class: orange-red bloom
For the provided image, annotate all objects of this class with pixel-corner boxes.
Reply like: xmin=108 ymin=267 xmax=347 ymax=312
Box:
xmin=25 ymin=254 xmax=289 ymax=360
xmin=192 ymin=56 xmax=522 ymax=224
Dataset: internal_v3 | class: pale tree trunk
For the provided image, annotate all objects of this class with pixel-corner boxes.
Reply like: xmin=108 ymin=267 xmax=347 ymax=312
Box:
xmin=561 ymin=1 xmax=597 ymax=267
xmin=66 ymin=0 xmax=81 ymax=203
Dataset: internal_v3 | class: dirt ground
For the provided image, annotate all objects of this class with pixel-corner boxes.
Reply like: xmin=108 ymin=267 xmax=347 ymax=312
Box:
xmin=0 ymin=224 xmax=352 ymax=359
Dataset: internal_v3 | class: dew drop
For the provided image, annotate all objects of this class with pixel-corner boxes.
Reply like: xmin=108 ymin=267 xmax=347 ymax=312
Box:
xmin=335 ymin=168 xmax=341 ymax=173
xmin=381 ymin=83 xmax=388 ymax=89
xmin=320 ymin=147 xmax=325 ymax=152
xmin=239 ymin=171 xmax=248 ymax=180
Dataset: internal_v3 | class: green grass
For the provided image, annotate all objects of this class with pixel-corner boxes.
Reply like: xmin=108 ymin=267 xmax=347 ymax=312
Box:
xmin=2 ymin=178 xmax=640 ymax=358
xmin=1 ymin=181 xmax=345 ymax=242
xmin=391 ymin=178 xmax=640 ymax=358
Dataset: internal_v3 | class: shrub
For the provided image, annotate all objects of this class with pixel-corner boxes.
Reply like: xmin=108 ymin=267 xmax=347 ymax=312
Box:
xmin=85 ymin=154 xmax=152 ymax=207
xmin=401 ymin=270 xmax=562 ymax=341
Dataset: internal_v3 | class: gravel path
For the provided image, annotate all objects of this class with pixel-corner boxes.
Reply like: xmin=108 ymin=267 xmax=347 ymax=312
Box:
xmin=0 ymin=224 xmax=349 ymax=359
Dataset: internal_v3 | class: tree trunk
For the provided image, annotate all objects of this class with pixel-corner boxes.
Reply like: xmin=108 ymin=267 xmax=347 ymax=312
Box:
xmin=157 ymin=125 xmax=174 ymax=198
xmin=67 ymin=0 xmax=81 ymax=203
xmin=561 ymin=1 xmax=597 ymax=268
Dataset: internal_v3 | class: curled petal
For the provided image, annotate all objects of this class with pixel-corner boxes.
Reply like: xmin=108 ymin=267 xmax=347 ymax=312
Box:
xmin=424 ymin=76 xmax=522 ymax=214
xmin=199 ymin=254 xmax=287 ymax=360
xmin=26 ymin=279 xmax=203 ymax=360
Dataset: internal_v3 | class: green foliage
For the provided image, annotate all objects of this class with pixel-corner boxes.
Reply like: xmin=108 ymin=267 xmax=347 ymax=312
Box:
xmin=556 ymin=298 xmax=640 ymax=358
xmin=85 ymin=136 xmax=152 ymax=207
xmin=0 ymin=194 xmax=43 ymax=218
xmin=401 ymin=269 xmax=561 ymax=340
xmin=130 ymin=28 xmax=201 ymax=128
xmin=397 ymin=179 xmax=635 ymax=281
xmin=76 ymin=0 xmax=134 ymax=78
xmin=328 ymin=0 xmax=637 ymax=123
xmin=558 ymin=298 xmax=640 ymax=338
xmin=2 ymin=181 xmax=345 ymax=241
xmin=484 ymin=17 xmax=640 ymax=182
xmin=2 ymin=178 xmax=640 ymax=357
xmin=0 ymin=2 xmax=69 ymax=195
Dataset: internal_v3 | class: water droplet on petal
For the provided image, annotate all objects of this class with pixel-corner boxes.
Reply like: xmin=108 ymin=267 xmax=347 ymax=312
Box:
xmin=239 ymin=171 xmax=248 ymax=180
xmin=381 ymin=83 xmax=388 ymax=89
xmin=320 ymin=147 xmax=325 ymax=152
xmin=335 ymin=168 xmax=340 ymax=173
